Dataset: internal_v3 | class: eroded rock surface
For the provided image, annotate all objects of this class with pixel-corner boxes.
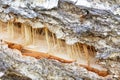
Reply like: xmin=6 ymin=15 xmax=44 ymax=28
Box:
xmin=97 ymin=57 xmax=120 ymax=79
xmin=0 ymin=0 xmax=120 ymax=56
xmin=0 ymin=41 xmax=116 ymax=80
xmin=0 ymin=0 xmax=120 ymax=79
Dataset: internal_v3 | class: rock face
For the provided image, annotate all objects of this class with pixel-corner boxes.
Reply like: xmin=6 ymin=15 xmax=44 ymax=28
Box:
xmin=0 ymin=0 xmax=120 ymax=79
xmin=98 ymin=57 xmax=120 ymax=79
xmin=0 ymin=42 xmax=117 ymax=80
xmin=0 ymin=0 xmax=120 ymax=57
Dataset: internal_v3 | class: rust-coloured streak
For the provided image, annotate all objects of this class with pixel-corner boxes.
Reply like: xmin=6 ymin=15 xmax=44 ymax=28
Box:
xmin=80 ymin=64 xmax=109 ymax=77
xmin=5 ymin=41 xmax=109 ymax=77
xmin=5 ymin=41 xmax=74 ymax=63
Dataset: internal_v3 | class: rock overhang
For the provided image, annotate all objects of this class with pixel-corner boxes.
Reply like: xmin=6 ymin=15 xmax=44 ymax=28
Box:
xmin=0 ymin=0 xmax=120 ymax=58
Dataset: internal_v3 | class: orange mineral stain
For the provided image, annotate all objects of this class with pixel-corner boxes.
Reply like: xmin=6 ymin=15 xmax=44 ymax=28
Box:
xmin=0 ymin=20 xmax=109 ymax=77
xmin=5 ymin=41 xmax=74 ymax=63
xmin=5 ymin=41 xmax=109 ymax=77
xmin=80 ymin=64 xmax=109 ymax=77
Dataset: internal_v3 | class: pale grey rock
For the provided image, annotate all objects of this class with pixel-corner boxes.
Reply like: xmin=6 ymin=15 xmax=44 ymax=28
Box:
xmin=98 ymin=59 xmax=120 ymax=79
xmin=0 ymin=0 xmax=120 ymax=79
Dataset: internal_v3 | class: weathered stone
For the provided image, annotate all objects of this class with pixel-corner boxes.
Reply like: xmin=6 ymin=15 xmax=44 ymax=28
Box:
xmin=0 ymin=0 xmax=120 ymax=56
xmin=0 ymin=42 xmax=114 ymax=80
xmin=0 ymin=0 xmax=120 ymax=79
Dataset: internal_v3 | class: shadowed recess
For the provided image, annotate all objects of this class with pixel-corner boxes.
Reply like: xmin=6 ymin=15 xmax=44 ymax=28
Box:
xmin=0 ymin=20 xmax=109 ymax=77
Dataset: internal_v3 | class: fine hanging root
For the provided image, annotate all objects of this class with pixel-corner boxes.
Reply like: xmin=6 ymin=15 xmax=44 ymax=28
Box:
xmin=44 ymin=24 xmax=50 ymax=52
xmin=5 ymin=41 xmax=74 ymax=63
xmin=68 ymin=43 xmax=95 ymax=65
xmin=1 ymin=20 xmax=109 ymax=77
xmin=68 ymin=45 xmax=72 ymax=59
xmin=56 ymin=39 xmax=63 ymax=53
xmin=31 ymin=28 xmax=35 ymax=45
xmin=0 ymin=21 xmax=2 ymax=33
xmin=76 ymin=43 xmax=82 ymax=58
xmin=66 ymin=44 xmax=71 ymax=58
xmin=5 ymin=21 xmax=96 ymax=63
xmin=24 ymin=25 xmax=33 ymax=45
xmin=71 ymin=45 xmax=76 ymax=59
xmin=51 ymin=32 xmax=56 ymax=47
xmin=21 ymin=23 xmax=25 ymax=39
xmin=31 ymin=28 xmax=38 ymax=45
xmin=7 ymin=21 xmax=14 ymax=39
xmin=5 ymin=41 xmax=109 ymax=77
xmin=21 ymin=24 xmax=33 ymax=45
xmin=89 ymin=46 xmax=96 ymax=62
xmin=67 ymin=42 xmax=97 ymax=67
xmin=83 ymin=44 xmax=90 ymax=66
xmin=74 ymin=44 xmax=81 ymax=59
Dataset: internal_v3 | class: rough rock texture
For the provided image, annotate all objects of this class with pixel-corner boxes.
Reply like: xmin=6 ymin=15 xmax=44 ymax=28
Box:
xmin=0 ymin=42 xmax=117 ymax=80
xmin=97 ymin=56 xmax=120 ymax=79
xmin=0 ymin=0 xmax=120 ymax=56
xmin=0 ymin=0 xmax=120 ymax=79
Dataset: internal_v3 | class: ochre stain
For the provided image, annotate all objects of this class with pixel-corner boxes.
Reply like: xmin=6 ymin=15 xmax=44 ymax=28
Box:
xmin=80 ymin=64 xmax=109 ymax=77
xmin=5 ymin=41 xmax=109 ymax=77
xmin=5 ymin=41 xmax=74 ymax=63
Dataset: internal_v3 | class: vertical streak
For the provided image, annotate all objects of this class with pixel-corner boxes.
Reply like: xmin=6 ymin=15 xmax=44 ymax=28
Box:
xmin=32 ymin=28 xmax=35 ymax=45
xmin=89 ymin=46 xmax=94 ymax=57
xmin=21 ymin=24 xmax=25 ymax=39
xmin=72 ymin=45 xmax=76 ymax=59
xmin=76 ymin=43 xmax=82 ymax=58
xmin=80 ymin=44 xmax=84 ymax=58
xmin=11 ymin=22 xmax=14 ymax=39
xmin=66 ymin=44 xmax=70 ymax=58
xmin=52 ymin=33 xmax=56 ymax=47
xmin=83 ymin=44 xmax=90 ymax=66
xmin=91 ymin=46 xmax=96 ymax=57
xmin=32 ymin=28 xmax=38 ymax=45
xmin=24 ymin=25 xmax=32 ymax=45
xmin=71 ymin=45 xmax=75 ymax=59
xmin=74 ymin=43 xmax=80 ymax=59
xmin=57 ymin=39 xmax=60 ymax=49
xmin=0 ymin=21 xmax=1 ymax=32
xmin=69 ymin=45 xmax=72 ymax=58
xmin=44 ymin=27 xmax=50 ymax=52
xmin=7 ymin=21 xmax=14 ymax=39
